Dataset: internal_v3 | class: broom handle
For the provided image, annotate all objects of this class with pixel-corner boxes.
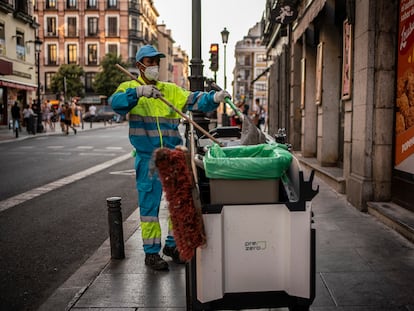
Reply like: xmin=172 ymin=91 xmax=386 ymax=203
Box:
xmin=209 ymin=81 xmax=244 ymax=119
xmin=115 ymin=64 xmax=223 ymax=146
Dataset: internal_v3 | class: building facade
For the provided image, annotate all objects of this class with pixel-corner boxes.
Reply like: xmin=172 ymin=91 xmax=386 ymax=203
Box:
xmin=0 ymin=0 xmax=38 ymax=126
xmin=233 ymin=22 xmax=268 ymax=116
xmin=262 ymin=0 xmax=413 ymax=222
xmin=157 ymin=23 xmax=174 ymax=82
xmin=172 ymin=45 xmax=189 ymax=89
xmin=34 ymin=0 xmax=159 ymax=106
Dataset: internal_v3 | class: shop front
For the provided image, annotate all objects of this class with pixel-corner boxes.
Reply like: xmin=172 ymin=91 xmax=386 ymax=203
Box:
xmin=0 ymin=78 xmax=37 ymax=126
xmin=393 ymin=0 xmax=414 ymax=211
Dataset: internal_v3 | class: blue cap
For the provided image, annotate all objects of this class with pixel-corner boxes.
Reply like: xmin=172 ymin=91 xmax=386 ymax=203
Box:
xmin=135 ymin=45 xmax=166 ymax=62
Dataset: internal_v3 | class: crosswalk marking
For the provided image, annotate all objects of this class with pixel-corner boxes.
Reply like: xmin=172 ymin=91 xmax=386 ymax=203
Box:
xmin=47 ymin=146 xmax=64 ymax=149
xmin=76 ymin=146 xmax=94 ymax=149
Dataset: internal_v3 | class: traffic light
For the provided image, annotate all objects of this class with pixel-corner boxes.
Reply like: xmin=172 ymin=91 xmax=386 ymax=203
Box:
xmin=209 ymin=43 xmax=219 ymax=72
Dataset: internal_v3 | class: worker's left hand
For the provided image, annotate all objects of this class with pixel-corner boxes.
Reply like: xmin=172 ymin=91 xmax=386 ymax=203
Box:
xmin=214 ymin=90 xmax=231 ymax=103
xmin=136 ymin=85 xmax=162 ymax=99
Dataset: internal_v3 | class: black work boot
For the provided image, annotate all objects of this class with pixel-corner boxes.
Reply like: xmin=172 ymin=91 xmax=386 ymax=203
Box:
xmin=145 ymin=253 xmax=169 ymax=271
xmin=163 ymin=246 xmax=185 ymax=264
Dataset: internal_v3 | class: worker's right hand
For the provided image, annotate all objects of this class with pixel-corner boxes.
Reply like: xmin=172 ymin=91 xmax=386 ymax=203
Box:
xmin=136 ymin=85 xmax=162 ymax=99
xmin=214 ymin=90 xmax=231 ymax=103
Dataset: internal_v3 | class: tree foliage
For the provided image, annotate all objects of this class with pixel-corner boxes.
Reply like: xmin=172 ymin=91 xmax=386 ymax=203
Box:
xmin=50 ymin=64 xmax=85 ymax=100
xmin=93 ymin=53 xmax=130 ymax=98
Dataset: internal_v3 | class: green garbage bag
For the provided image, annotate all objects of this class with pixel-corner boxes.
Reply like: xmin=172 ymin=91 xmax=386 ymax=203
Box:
xmin=203 ymin=143 xmax=293 ymax=179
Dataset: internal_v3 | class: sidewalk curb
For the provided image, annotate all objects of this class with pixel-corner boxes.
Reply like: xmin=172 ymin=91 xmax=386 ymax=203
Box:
xmin=37 ymin=209 xmax=140 ymax=311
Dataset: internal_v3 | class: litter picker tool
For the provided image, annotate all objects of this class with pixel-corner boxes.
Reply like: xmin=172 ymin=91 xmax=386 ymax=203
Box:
xmin=115 ymin=64 xmax=223 ymax=146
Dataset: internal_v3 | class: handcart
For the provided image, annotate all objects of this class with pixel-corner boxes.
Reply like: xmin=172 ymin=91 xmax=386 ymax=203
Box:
xmin=185 ymin=125 xmax=319 ymax=311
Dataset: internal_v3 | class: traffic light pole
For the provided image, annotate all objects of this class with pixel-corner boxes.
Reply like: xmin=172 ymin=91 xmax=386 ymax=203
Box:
xmin=188 ymin=0 xmax=210 ymax=136
xmin=222 ymin=42 xmax=229 ymax=126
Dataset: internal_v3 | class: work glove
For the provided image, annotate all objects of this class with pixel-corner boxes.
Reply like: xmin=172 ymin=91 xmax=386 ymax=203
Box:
xmin=213 ymin=90 xmax=232 ymax=103
xmin=136 ymin=85 xmax=162 ymax=99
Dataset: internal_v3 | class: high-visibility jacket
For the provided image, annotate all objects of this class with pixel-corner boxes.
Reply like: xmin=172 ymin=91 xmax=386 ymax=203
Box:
xmin=109 ymin=77 xmax=218 ymax=253
xmin=110 ymin=77 xmax=218 ymax=153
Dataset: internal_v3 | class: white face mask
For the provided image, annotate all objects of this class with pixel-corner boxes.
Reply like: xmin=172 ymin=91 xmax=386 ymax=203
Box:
xmin=140 ymin=63 xmax=159 ymax=81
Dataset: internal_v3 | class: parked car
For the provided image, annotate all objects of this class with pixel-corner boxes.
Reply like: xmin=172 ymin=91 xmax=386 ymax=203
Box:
xmin=83 ymin=105 xmax=120 ymax=122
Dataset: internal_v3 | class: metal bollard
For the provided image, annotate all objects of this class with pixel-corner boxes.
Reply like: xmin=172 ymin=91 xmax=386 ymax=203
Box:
xmin=106 ymin=197 xmax=125 ymax=259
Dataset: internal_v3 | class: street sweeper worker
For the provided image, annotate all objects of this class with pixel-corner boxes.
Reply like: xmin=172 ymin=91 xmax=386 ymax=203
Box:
xmin=109 ymin=45 xmax=230 ymax=271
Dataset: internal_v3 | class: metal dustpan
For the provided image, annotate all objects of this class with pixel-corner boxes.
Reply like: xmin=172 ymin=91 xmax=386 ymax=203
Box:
xmin=224 ymin=98 xmax=266 ymax=145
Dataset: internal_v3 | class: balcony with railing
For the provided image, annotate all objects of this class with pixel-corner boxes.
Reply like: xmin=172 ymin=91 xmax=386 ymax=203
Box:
xmin=129 ymin=1 xmax=139 ymax=13
xmin=0 ymin=0 xmax=14 ymax=14
xmin=86 ymin=0 xmax=99 ymax=10
xmin=106 ymin=0 xmax=119 ymax=10
xmin=45 ymin=31 xmax=58 ymax=37
xmin=128 ymin=29 xmax=143 ymax=39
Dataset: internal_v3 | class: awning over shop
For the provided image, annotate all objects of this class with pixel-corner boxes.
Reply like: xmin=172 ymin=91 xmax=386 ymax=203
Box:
xmin=292 ymin=0 xmax=326 ymax=43
xmin=0 ymin=59 xmax=12 ymax=75
xmin=0 ymin=78 xmax=37 ymax=91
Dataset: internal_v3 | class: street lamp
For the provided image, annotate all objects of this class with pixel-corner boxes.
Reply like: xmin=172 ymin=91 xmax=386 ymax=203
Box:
xmin=35 ymin=37 xmax=43 ymax=132
xmin=221 ymin=27 xmax=229 ymax=126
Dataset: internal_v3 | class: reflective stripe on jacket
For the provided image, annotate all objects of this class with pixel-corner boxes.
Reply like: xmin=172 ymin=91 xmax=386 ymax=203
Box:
xmin=109 ymin=76 xmax=218 ymax=153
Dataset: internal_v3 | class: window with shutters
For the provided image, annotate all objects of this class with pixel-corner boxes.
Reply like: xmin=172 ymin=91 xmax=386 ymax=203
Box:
xmin=67 ymin=17 xmax=77 ymax=37
xmin=47 ymin=44 xmax=57 ymax=65
xmin=87 ymin=44 xmax=98 ymax=65
xmin=87 ymin=17 xmax=98 ymax=36
xmin=67 ymin=44 xmax=77 ymax=64
xmin=46 ymin=0 xmax=57 ymax=9
xmin=107 ymin=16 xmax=118 ymax=37
xmin=46 ymin=17 xmax=57 ymax=36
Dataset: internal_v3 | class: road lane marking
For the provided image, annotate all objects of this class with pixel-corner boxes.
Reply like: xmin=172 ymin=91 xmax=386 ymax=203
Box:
xmin=106 ymin=147 xmax=123 ymax=150
xmin=49 ymin=152 xmax=72 ymax=156
xmin=109 ymin=169 xmax=136 ymax=176
xmin=92 ymin=148 xmax=124 ymax=153
xmin=76 ymin=146 xmax=94 ymax=149
xmin=47 ymin=146 xmax=64 ymax=149
xmin=0 ymin=153 xmax=132 ymax=213
xmin=78 ymin=152 xmax=117 ymax=156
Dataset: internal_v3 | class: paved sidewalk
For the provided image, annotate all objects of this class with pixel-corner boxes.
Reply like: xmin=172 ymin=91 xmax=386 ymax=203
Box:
xmin=38 ymin=172 xmax=414 ymax=310
xmin=0 ymin=120 xmax=120 ymax=143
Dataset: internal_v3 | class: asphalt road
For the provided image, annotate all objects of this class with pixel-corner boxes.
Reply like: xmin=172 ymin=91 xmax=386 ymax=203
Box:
xmin=0 ymin=126 xmax=139 ymax=311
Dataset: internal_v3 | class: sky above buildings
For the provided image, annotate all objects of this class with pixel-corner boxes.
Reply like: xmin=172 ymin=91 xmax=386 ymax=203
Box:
xmin=153 ymin=0 xmax=266 ymax=92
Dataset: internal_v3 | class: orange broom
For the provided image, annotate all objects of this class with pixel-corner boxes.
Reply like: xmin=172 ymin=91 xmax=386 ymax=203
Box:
xmin=154 ymin=146 xmax=206 ymax=262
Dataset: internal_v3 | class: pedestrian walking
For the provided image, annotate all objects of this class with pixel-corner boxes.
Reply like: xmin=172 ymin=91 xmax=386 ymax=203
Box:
xmin=109 ymin=44 xmax=230 ymax=271
xmin=57 ymin=104 xmax=65 ymax=132
xmin=88 ymin=104 xmax=96 ymax=122
xmin=62 ymin=103 xmax=77 ymax=135
xmin=22 ymin=104 xmax=35 ymax=134
xmin=249 ymin=98 xmax=261 ymax=128
xmin=71 ymin=100 xmax=80 ymax=127
xmin=49 ymin=105 xmax=57 ymax=131
xmin=11 ymin=101 xmax=21 ymax=136
xmin=41 ymin=100 xmax=52 ymax=132
xmin=258 ymin=104 xmax=266 ymax=131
